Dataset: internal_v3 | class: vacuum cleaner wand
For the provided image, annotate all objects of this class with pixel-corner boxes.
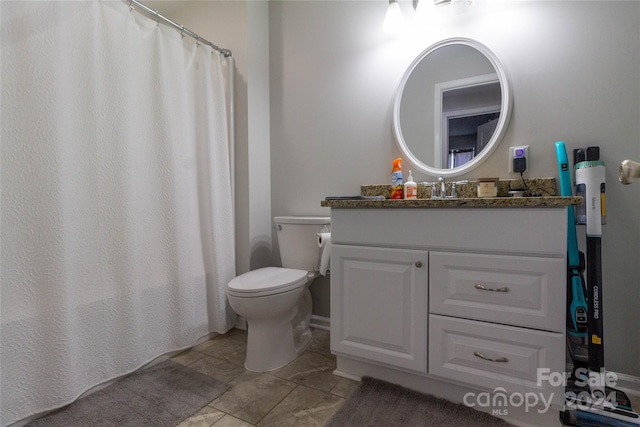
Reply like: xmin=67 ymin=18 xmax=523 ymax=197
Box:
xmin=555 ymin=142 xmax=589 ymax=366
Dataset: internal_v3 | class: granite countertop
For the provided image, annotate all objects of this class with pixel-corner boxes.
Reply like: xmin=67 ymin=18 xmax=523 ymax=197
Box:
xmin=321 ymin=177 xmax=582 ymax=208
xmin=321 ymin=196 xmax=582 ymax=208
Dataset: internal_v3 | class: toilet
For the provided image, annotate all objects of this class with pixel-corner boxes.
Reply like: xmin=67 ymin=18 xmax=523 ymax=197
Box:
xmin=227 ymin=216 xmax=331 ymax=372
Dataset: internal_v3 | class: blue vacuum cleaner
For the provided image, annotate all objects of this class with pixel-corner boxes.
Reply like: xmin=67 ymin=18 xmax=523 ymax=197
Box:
xmin=556 ymin=143 xmax=590 ymax=369
xmin=556 ymin=141 xmax=640 ymax=427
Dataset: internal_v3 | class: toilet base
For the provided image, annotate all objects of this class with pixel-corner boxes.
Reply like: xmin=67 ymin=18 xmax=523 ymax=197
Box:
xmin=226 ymin=270 xmax=316 ymax=373
xmin=244 ymin=318 xmax=312 ymax=372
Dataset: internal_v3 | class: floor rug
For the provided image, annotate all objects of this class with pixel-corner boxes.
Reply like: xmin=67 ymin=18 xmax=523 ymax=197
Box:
xmin=325 ymin=376 xmax=509 ymax=427
xmin=28 ymin=360 xmax=228 ymax=427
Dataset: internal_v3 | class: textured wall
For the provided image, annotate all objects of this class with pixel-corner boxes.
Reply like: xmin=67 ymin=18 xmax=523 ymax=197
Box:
xmin=157 ymin=0 xmax=639 ymax=377
xmin=269 ymin=1 xmax=640 ymax=377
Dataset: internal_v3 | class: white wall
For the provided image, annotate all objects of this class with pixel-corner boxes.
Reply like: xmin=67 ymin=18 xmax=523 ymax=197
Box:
xmin=269 ymin=1 xmax=640 ymax=378
xmin=159 ymin=0 xmax=639 ymax=379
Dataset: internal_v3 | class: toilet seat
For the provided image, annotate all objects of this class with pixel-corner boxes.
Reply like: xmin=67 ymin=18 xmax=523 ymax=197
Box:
xmin=228 ymin=267 xmax=309 ymax=297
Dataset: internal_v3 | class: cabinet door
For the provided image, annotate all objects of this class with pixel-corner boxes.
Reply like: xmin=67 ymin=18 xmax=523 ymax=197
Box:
xmin=331 ymin=244 xmax=428 ymax=374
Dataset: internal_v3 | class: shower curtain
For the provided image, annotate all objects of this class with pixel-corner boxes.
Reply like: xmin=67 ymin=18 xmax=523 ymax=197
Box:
xmin=0 ymin=1 xmax=236 ymax=425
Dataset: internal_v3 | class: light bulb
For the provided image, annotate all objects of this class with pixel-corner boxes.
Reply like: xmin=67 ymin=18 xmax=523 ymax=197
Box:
xmin=383 ymin=0 xmax=404 ymax=34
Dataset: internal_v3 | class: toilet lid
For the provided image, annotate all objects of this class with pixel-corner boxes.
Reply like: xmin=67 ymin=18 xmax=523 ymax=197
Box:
xmin=228 ymin=267 xmax=308 ymax=295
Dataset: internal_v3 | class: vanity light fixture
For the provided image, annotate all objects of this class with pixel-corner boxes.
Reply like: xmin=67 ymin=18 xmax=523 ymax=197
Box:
xmin=414 ymin=0 xmax=452 ymax=9
xmin=414 ymin=0 xmax=440 ymax=25
xmin=383 ymin=0 xmax=404 ymax=34
xmin=393 ymin=0 xmax=453 ymax=31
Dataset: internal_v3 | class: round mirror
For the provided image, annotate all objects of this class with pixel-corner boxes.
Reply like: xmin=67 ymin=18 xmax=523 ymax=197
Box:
xmin=393 ymin=38 xmax=512 ymax=178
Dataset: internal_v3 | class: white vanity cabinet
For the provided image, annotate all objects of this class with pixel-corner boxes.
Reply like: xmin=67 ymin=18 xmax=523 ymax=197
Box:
xmin=329 ymin=205 xmax=570 ymax=426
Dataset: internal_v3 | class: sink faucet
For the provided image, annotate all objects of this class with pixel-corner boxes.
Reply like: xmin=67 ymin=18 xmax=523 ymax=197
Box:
xmin=438 ymin=176 xmax=446 ymax=198
xmin=421 ymin=178 xmax=469 ymax=198
xmin=430 ymin=183 xmax=438 ymax=198
xmin=421 ymin=177 xmax=446 ymax=198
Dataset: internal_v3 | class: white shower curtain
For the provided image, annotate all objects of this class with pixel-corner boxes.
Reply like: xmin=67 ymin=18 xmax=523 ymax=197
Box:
xmin=0 ymin=1 xmax=236 ymax=425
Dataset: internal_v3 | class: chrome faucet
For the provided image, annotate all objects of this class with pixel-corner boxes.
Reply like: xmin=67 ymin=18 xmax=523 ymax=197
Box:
xmin=421 ymin=177 xmax=446 ymax=198
xmin=421 ymin=178 xmax=469 ymax=198
xmin=438 ymin=176 xmax=446 ymax=198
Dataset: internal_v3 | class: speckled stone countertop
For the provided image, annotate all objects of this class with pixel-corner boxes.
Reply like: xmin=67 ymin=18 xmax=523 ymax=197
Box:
xmin=361 ymin=178 xmax=559 ymax=199
xmin=321 ymin=178 xmax=582 ymax=208
xmin=321 ymin=196 xmax=582 ymax=208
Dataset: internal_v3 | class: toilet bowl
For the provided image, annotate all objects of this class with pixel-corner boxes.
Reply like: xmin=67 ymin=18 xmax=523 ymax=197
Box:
xmin=227 ymin=216 xmax=330 ymax=372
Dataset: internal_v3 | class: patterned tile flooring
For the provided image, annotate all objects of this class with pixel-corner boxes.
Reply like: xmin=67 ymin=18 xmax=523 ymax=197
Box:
xmin=171 ymin=327 xmax=640 ymax=427
xmin=171 ymin=328 xmax=359 ymax=427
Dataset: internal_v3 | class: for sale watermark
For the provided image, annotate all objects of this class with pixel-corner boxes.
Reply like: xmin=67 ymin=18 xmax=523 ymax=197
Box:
xmin=462 ymin=368 xmax=620 ymax=417
xmin=463 ymin=387 xmax=554 ymax=416
xmin=537 ymin=367 xmax=619 ymax=389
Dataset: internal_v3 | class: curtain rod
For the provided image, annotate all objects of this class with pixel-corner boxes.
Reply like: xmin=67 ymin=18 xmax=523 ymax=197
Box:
xmin=127 ymin=0 xmax=232 ymax=57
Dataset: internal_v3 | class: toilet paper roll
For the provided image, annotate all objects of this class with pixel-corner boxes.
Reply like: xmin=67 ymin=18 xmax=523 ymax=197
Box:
xmin=317 ymin=232 xmax=331 ymax=276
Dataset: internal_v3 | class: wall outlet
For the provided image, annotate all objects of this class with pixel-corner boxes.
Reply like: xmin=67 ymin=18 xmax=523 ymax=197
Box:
xmin=509 ymin=145 xmax=529 ymax=173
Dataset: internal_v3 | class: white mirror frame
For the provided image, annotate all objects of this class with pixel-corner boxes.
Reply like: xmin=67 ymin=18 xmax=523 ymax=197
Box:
xmin=392 ymin=37 xmax=513 ymax=178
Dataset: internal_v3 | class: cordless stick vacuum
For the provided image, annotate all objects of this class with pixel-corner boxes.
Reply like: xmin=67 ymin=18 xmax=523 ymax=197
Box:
xmin=555 ymin=143 xmax=589 ymax=370
xmin=555 ymin=141 xmax=640 ymax=427
xmin=575 ymin=146 xmax=607 ymax=399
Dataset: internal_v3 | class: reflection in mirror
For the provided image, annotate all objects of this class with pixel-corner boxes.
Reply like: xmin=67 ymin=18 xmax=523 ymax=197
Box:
xmin=393 ymin=38 xmax=512 ymax=178
xmin=439 ymin=78 xmax=501 ymax=168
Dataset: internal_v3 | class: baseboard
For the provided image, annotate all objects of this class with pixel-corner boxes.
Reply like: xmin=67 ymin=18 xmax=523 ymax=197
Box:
xmin=333 ymin=369 xmax=362 ymax=382
xmin=310 ymin=314 xmax=330 ymax=331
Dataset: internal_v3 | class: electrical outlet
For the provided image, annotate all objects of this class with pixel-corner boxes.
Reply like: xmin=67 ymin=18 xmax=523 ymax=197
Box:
xmin=509 ymin=145 xmax=529 ymax=173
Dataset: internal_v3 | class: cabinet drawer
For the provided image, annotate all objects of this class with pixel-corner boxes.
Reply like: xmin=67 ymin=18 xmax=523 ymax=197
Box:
xmin=430 ymin=252 xmax=565 ymax=332
xmin=429 ymin=314 xmax=564 ymax=407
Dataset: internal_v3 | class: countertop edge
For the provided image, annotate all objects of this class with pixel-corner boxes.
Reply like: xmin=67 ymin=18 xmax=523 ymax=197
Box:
xmin=321 ymin=196 xmax=582 ymax=208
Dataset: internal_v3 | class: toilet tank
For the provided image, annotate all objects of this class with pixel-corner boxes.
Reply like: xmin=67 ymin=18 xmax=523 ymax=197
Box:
xmin=275 ymin=216 xmax=331 ymax=271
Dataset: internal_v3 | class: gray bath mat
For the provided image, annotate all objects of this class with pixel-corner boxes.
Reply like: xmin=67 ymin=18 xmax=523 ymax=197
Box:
xmin=325 ymin=376 xmax=509 ymax=427
xmin=28 ymin=359 xmax=228 ymax=427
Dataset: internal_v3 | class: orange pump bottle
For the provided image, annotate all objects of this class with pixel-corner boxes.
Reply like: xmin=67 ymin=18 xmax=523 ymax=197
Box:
xmin=391 ymin=158 xmax=403 ymax=199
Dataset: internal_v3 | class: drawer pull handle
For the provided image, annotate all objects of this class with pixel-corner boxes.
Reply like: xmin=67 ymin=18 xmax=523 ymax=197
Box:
xmin=415 ymin=261 xmax=423 ymax=268
xmin=474 ymin=352 xmax=509 ymax=363
xmin=474 ymin=284 xmax=509 ymax=292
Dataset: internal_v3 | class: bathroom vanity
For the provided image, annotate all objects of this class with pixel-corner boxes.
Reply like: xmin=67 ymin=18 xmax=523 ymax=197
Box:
xmin=322 ymin=197 xmax=581 ymax=427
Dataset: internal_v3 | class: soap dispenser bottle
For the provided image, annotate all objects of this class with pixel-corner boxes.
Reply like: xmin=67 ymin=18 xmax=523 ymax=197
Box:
xmin=391 ymin=158 xmax=403 ymax=199
xmin=404 ymin=170 xmax=417 ymax=199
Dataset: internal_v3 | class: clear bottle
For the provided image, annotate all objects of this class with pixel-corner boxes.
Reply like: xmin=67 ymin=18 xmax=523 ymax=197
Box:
xmin=404 ymin=170 xmax=417 ymax=199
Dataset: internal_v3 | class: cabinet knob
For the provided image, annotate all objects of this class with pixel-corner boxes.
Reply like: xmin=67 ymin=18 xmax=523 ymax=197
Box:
xmin=415 ymin=261 xmax=423 ymax=268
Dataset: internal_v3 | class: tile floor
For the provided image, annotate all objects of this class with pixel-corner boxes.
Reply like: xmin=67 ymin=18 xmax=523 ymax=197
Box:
xmin=171 ymin=327 xmax=359 ymax=427
xmin=170 ymin=327 xmax=640 ymax=427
